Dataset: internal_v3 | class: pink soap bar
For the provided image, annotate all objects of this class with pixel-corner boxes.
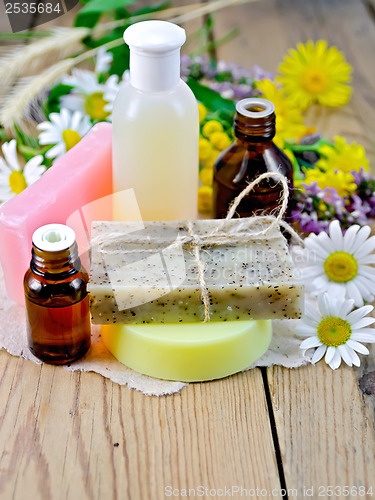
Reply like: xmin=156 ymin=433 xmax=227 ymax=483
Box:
xmin=0 ymin=122 xmax=113 ymax=304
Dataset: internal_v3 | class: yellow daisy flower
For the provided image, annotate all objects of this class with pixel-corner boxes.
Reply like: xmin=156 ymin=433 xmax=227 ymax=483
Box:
xmin=199 ymin=138 xmax=213 ymax=162
xmin=203 ymin=149 xmax=221 ymax=169
xmin=255 ymin=79 xmax=306 ymax=141
xmin=202 ymin=120 xmax=224 ymax=138
xmin=209 ymin=131 xmax=232 ymax=151
xmin=199 ymin=167 xmax=214 ymax=186
xmin=198 ymin=185 xmax=213 ymax=212
xmin=278 ymin=40 xmax=352 ymax=109
xmin=316 ymin=136 xmax=369 ymax=173
xmin=198 ymin=103 xmax=207 ymax=124
xmin=302 ymin=167 xmax=356 ymax=198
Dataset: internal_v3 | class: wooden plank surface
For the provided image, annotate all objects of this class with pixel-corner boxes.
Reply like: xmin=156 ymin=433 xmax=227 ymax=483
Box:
xmin=0 ymin=351 xmax=281 ymax=499
xmin=1 ymin=0 xmax=375 ymax=498
xmin=268 ymin=362 xmax=375 ymax=496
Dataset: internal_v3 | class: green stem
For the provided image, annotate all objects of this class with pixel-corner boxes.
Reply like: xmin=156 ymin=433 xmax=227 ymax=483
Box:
xmin=18 ymin=145 xmax=43 ymax=157
xmin=283 ymin=138 xmax=333 ymax=153
xmin=192 ymin=27 xmax=239 ymax=57
xmin=0 ymin=32 xmax=51 ymax=39
xmin=73 ymin=37 xmax=124 ymax=65
xmin=287 ymin=150 xmax=304 ymax=181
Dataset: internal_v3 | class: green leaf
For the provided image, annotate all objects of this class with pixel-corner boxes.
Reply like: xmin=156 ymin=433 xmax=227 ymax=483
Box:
xmin=79 ymin=0 xmax=134 ymax=14
xmin=75 ymin=12 xmax=101 ymax=28
xmin=0 ymin=129 xmax=9 ymax=141
xmin=13 ymin=124 xmax=39 ymax=149
xmin=131 ymin=1 xmax=170 ymax=16
xmin=75 ymin=0 xmax=135 ymax=27
xmin=44 ymin=84 xmax=74 ymax=115
xmin=18 ymin=145 xmax=44 ymax=161
xmin=186 ymin=78 xmax=235 ymax=115
xmin=109 ymin=44 xmax=129 ymax=76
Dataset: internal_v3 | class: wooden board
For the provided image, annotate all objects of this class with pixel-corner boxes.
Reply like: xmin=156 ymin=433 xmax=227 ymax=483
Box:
xmin=0 ymin=0 xmax=375 ymax=498
xmin=0 ymin=351 xmax=281 ymax=499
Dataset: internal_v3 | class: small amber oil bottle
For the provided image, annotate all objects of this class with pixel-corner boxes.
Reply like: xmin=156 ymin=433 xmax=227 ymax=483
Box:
xmin=24 ymin=224 xmax=91 ymax=364
xmin=213 ymin=97 xmax=294 ymax=219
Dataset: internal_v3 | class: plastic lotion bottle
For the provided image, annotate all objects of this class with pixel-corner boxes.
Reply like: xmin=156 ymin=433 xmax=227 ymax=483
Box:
xmin=112 ymin=20 xmax=199 ymax=221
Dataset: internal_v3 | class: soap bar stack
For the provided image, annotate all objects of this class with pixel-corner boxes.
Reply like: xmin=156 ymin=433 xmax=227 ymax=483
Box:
xmin=88 ymin=219 xmax=303 ymax=324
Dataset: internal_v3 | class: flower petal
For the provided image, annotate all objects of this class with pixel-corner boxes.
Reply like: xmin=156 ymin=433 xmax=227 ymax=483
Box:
xmin=294 ymin=323 xmax=317 ymax=336
xmin=345 ymin=304 xmax=374 ymax=324
xmin=361 ymin=255 xmax=375 ymax=264
xmin=350 ymin=317 xmax=375 ymax=330
xmin=346 ymin=339 xmax=369 ymax=355
xmin=329 ymin=349 xmax=342 ymax=370
xmin=304 ymin=236 xmax=329 ymax=258
xmin=328 ymin=220 xmax=343 ymax=250
xmin=325 ymin=345 xmax=336 ymax=364
xmin=45 ymin=142 xmax=65 ymax=159
xmin=337 ymin=344 xmax=353 ymax=366
xmin=345 ymin=281 xmax=364 ymax=307
xmin=350 ymin=225 xmax=371 ymax=254
xmin=342 ymin=224 xmax=360 ymax=253
xmin=311 ymin=344 xmax=327 ymax=363
xmin=353 ymin=235 xmax=375 ymax=260
xmin=300 ymin=336 xmax=322 ymax=350
xmin=316 ymin=231 xmax=336 ymax=253
xmin=350 ymin=332 xmax=375 ymax=342
xmin=351 ymin=276 xmax=374 ymax=302
xmin=337 ymin=298 xmax=356 ymax=319
xmin=346 ymin=347 xmax=361 ymax=367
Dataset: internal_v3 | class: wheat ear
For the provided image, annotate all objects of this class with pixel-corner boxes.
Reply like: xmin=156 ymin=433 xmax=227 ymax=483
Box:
xmin=0 ymin=59 xmax=76 ymax=128
xmin=0 ymin=27 xmax=90 ymax=95
xmin=0 ymin=38 xmax=123 ymax=129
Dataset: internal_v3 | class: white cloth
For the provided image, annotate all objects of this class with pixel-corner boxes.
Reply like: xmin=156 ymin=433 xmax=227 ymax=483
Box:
xmin=0 ymin=265 xmax=311 ymax=396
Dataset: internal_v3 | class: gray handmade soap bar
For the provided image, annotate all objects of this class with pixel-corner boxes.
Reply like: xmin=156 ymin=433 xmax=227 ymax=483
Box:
xmin=88 ymin=219 xmax=303 ymax=324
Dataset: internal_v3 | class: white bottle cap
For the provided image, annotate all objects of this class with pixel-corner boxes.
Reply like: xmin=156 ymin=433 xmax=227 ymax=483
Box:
xmin=124 ymin=20 xmax=186 ymax=92
xmin=32 ymin=224 xmax=76 ymax=252
xmin=236 ymin=98 xmax=275 ymax=118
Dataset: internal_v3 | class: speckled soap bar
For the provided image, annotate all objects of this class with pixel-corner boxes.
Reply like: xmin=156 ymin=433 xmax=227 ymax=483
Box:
xmin=88 ymin=219 xmax=303 ymax=324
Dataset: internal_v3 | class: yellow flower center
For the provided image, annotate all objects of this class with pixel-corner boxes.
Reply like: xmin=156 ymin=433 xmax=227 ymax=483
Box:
xmin=324 ymin=251 xmax=358 ymax=283
xmin=317 ymin=317 xmax=351 ymax=347
xmin=62 ymin=129 xmax=82 ymax=151
xmin=85 ymin=92 xmax=110 ymax=121
xmin=301 ymin=67 xmax=328 ymax=95
xmin=9 ymin=170 xmax=27 ymax=194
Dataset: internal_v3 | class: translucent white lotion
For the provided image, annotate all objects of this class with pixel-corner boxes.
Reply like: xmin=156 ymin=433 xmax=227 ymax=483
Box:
xmin=112 ymin=21 xmax=199 ymax=221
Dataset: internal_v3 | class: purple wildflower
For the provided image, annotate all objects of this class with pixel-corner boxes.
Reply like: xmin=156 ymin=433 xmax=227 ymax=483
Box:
xmin=180 ymin=55 xmax=272 ymax=100
xmin=252 ymin=64 xmax=274 ymax=82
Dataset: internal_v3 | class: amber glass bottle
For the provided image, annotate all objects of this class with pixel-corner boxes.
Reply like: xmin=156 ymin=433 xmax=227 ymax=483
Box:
xmin=212 ymin=97 xmax=294 ymax=219
xmin=24 ymin=224 xmax=91 ymax=365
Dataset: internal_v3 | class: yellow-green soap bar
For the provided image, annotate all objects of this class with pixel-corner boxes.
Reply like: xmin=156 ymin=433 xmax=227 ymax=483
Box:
xmin=101 ymin=320 xmax=272 ymax=382
xmin=89 ymin=219 xmax=303 ymax=324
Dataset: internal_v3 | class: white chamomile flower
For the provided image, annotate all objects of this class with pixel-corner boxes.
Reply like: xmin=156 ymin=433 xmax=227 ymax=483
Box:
xmin=61 ymin=68 xmax=119 ymax=121
xmin=0 ymin=140 xmax=46 ymax=203
xmin=296 ymin=294 xmax=375 ymax=370
xmin=95 ymin=46 xmax=113 ymax=74
xmin=301 ymin=219 xmax=375 ymax=307
xmin=37 ymin=108 xmax=92 ymax=160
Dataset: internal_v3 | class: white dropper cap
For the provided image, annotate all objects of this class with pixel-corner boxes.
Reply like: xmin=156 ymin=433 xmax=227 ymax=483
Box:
xmin=124 ymin=20 xmax=186 ymax=92
xmin=32 ymin=224 xmax=76 ymax=252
